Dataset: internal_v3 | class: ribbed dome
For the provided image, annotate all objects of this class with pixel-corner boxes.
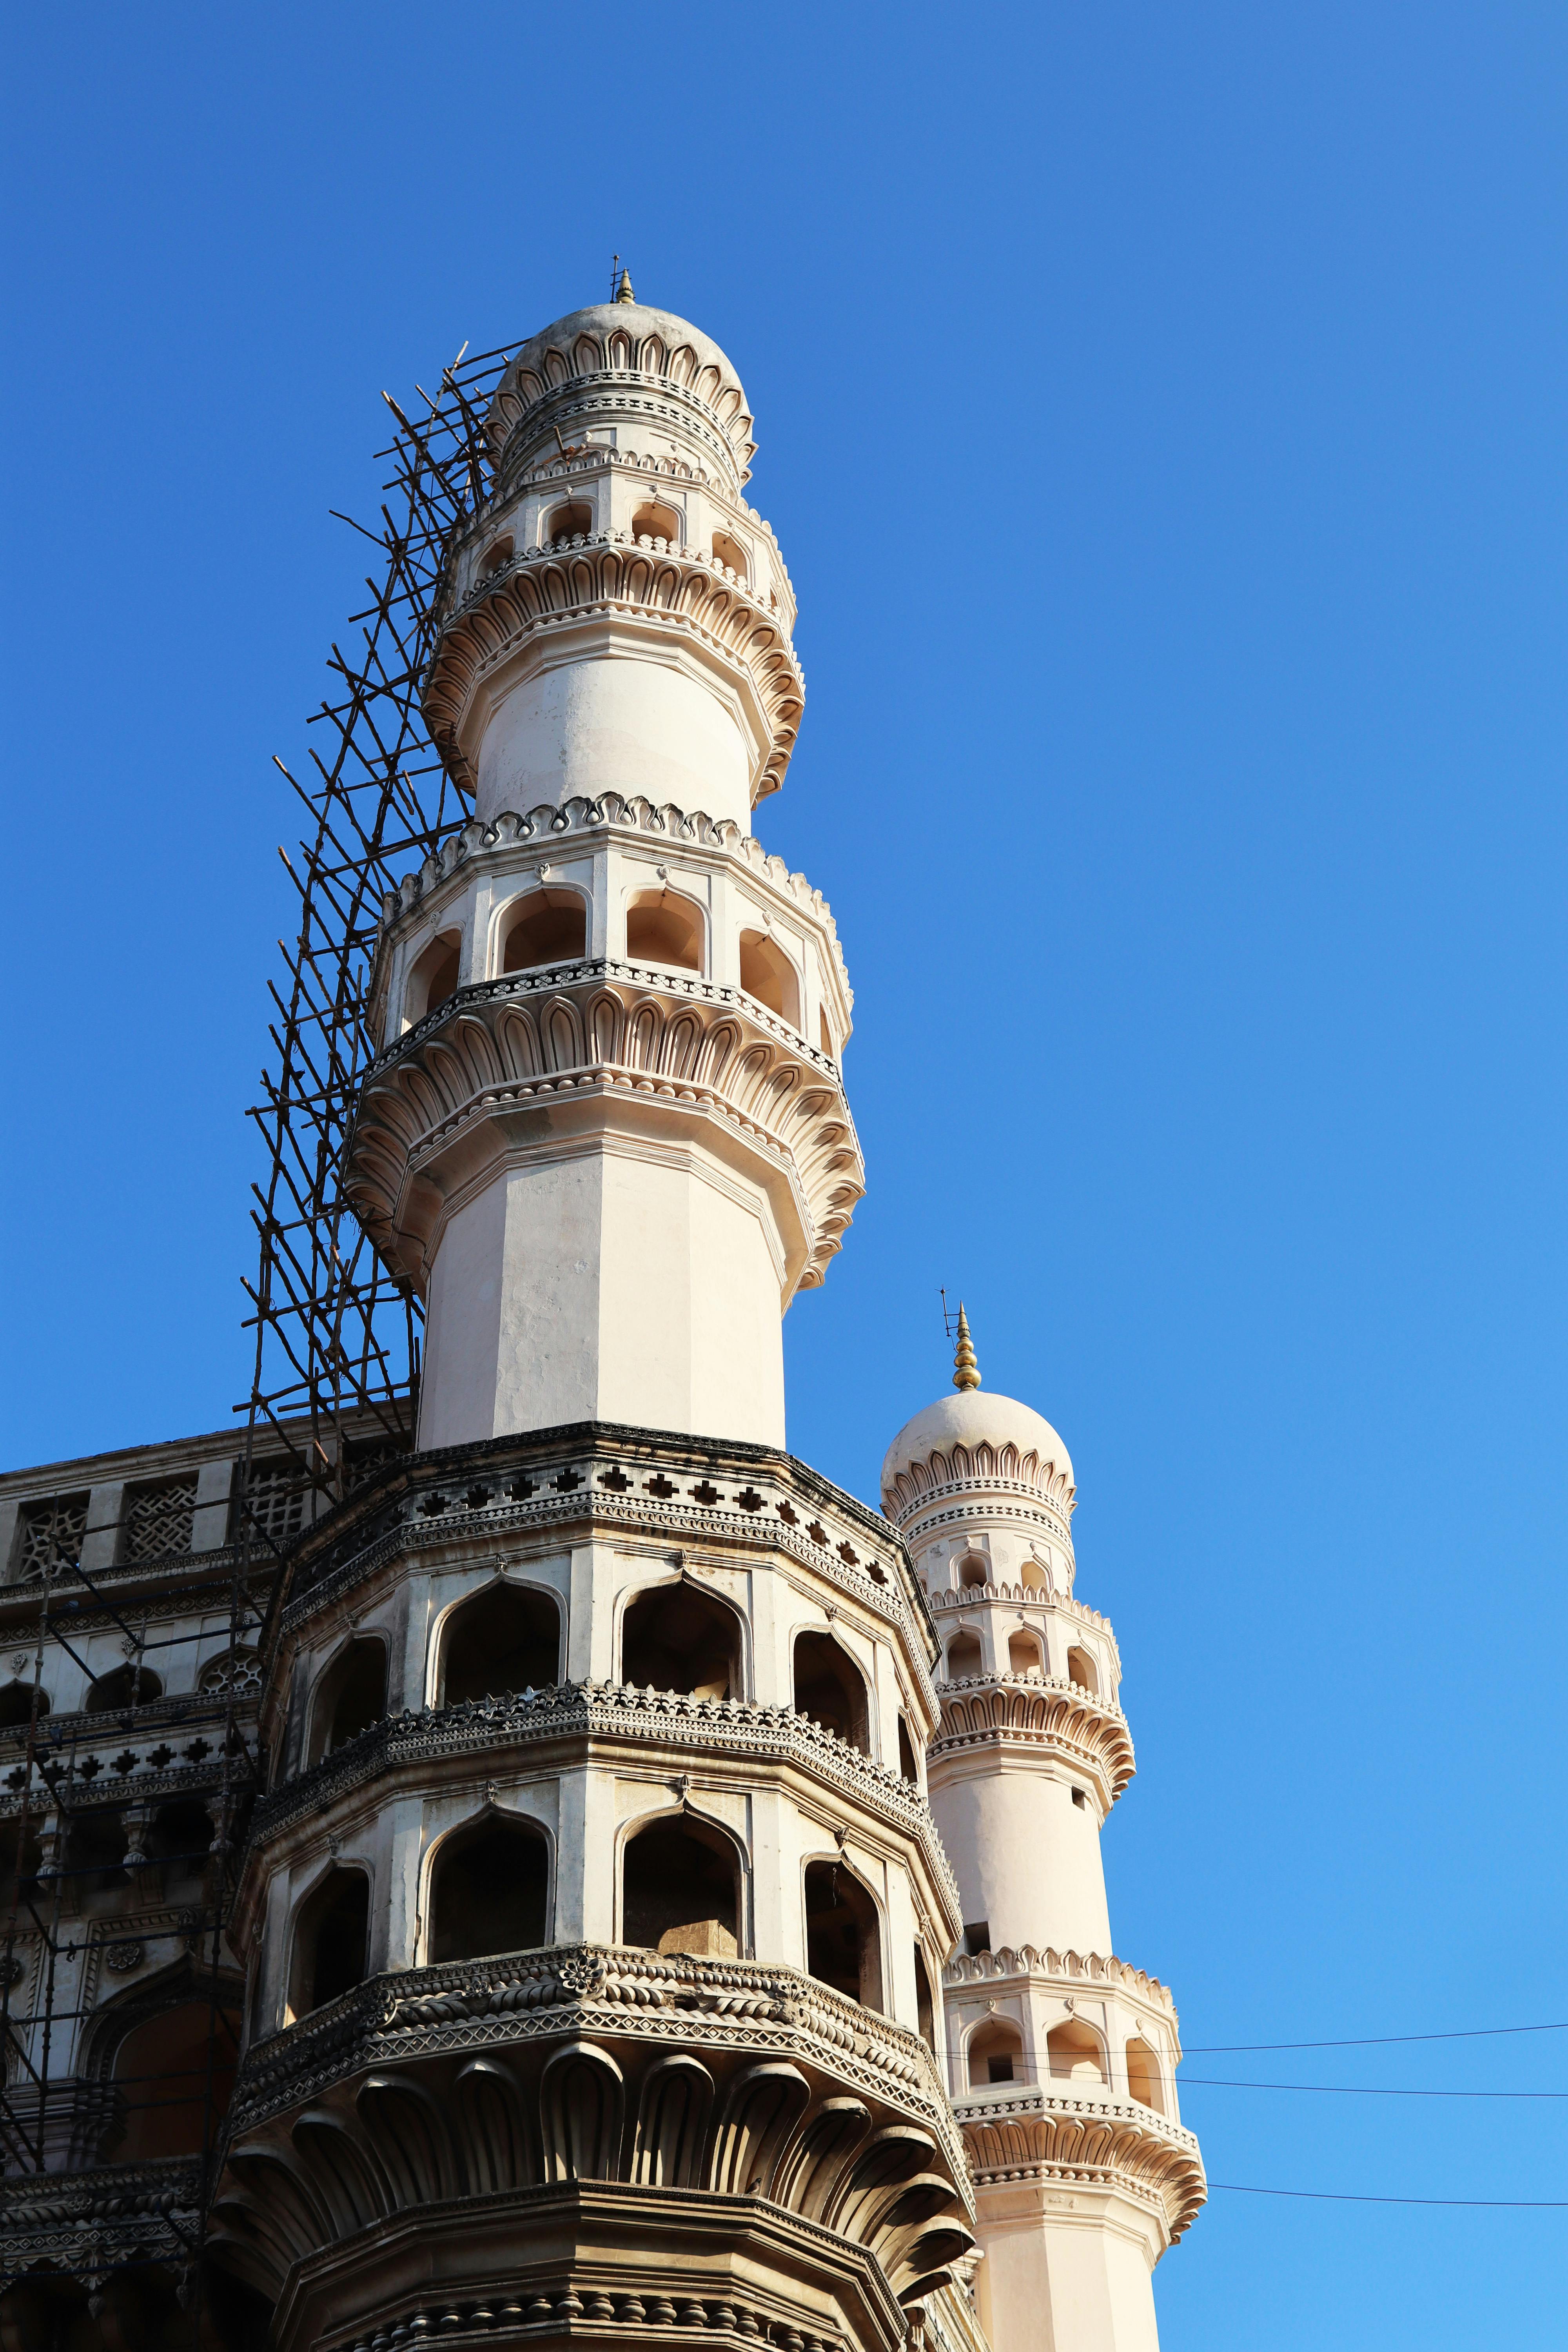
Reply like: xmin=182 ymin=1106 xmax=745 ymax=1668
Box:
xmin=880 ymin=1387 xmax=1074 ymax=1509
xmin=487 ymin=302 xmax=757 ymax=479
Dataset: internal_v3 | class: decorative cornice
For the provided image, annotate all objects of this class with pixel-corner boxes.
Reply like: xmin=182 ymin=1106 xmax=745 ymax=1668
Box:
xmin=345 ymin=969 xmax=862 ymax=1296
xmin=272 ymin=1426 xmax=938 ymax=1681
xmin=942 ymin=1945 xmax=1178 ymax=2023
xmin=926 ymin=1673 xmax=1136 ymax=1804
xmin=423 ymin=540 xmax=802 ymax=801
xmin=951 ymin=2085 xmax=1205 ymax=2241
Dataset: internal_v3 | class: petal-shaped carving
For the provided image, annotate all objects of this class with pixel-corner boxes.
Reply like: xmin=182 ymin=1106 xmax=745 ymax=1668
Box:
xmin=823 ymin=2125 xmax=936 ymax=2239
xmin=290 ymin=2110 xmax=385 ymax=2236
xmin=454 ymin=2055 xmax=535 ymax=2196
xmin=587 ymin=991 xmax=623 ymax=1066
xmin=226 ymin=2143 xmax=329 ymax=2263
xmin=630 ymin=2053 xmax=715 ymax=2189
xmin=662 ymin=1012 xmax=704 ymax=1083
xmin=355 ymin=2073 xmax=461 ymax=2207
xmin=709 ymin=2061 xmax=810 ymax=2199
xmin=543 ymin=997 xmax=585 ymax=1074
xmin=452 ymin=1014 xmax=504 ymax=1091
xmin=539 ymin=2039 xmax=625 ymax=2183
xmin=770 ymin=2096 xmax=872 ymax=2221
xmin=495 ymin=1003 xmax=542 ymax=1081
xmin=628 ymin=1003 xmax=662 ymax=1071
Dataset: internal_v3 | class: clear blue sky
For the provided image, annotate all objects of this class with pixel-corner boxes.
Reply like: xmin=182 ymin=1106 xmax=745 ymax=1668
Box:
xmin=3 ymin=5 xmax=1564 ymax=2343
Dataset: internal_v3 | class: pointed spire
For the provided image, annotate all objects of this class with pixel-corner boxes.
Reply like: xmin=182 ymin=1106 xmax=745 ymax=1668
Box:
xmin=952 ymin=1303 xmax=981 ymax=1391
xmin=615 ymin=266 xmax=636 ymax=303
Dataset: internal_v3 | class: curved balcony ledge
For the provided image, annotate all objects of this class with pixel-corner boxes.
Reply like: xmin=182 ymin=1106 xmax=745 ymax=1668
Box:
xmin=927 ymin=1673 xmax=1136 ymax=1802
xmin=250 ymin=1684 xmax=962 ymax=1927
xmin=950 ymin=2086 xmax=1205 ymax=2239
xmin=346 ymin=965 xmax=862 ymax=1297
xmin=424 ymin=541 xmax=804 ymax=801
xmin=217 ymin=1946 xmax=975 ymax=2305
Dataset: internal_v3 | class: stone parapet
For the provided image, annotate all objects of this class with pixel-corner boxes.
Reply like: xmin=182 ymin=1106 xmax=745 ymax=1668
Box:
xmin=212 ymin=1947 xmax=976 ymax=2347
xmin=250 ymin=1685 xmax=961 ymax=1928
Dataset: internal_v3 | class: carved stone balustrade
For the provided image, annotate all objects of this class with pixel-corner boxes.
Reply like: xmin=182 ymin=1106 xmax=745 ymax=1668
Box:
xmin=211 ymin=1947 xmax=976 ymax=2352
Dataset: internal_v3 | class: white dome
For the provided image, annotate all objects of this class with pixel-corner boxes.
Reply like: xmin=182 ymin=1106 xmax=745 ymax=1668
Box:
xmin=880 ymin=1387 xmax=1074 ymax=1506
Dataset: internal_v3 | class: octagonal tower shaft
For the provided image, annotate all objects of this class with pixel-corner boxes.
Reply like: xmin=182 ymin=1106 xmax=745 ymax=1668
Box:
xmin=348 ymin=304 xmax=856 ymax=1456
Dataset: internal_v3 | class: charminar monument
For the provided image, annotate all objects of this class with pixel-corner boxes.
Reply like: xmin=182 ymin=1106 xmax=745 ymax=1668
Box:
xmin=0 ymin=286 xmax=1203 ymax=2352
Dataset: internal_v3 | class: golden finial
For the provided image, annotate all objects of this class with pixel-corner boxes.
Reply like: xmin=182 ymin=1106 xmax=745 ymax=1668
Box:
xmin=952 ymin=1303 xmax=981 ymax=1391
xmin=615 ymin=265 xmax=635 ymax=303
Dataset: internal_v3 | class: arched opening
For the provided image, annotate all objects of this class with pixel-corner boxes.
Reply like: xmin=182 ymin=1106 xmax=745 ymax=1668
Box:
xmin=624 ymin=887 xmax=703 ymax=973
xmin=739 ymin=930 xmax=800 ymax=1027
xmin=1007 ymin=1631 xmax=1044 ymax=1677
xmin=0 ymin=1820 xmax=41 ymax=1913
xmin=631 ymin=500 xmax=681 ymax=545
xmin=1021 ymin=1557 xmax=1052 ymax=1592
xmin=307 ymin=1637 xmax=387 ymax=1767
xmin=290 ymin=1867 xmax=370 ymax=2015
xmin=818 ymin=1008 xmax=836 ymax=1060
xmin=792 ymin=1631 xmax=869 ymax=1754
xmin=0 ymin=1679 xmax=45 ymax=1728
xmin=1067 ymin=1646 xmax=1098 ymax=1697
xmin=85 ymin=1664 xmax=162 ymax=1714
xmin=623 ymin=1815 xmax=740 ymax=1958
xmin=64 ymin=1806 xmax=130 ymax=1902
xmin=710 ymin=529 xmax=748 ymax=582
xmin=440 ymin=1583 xmax=561 ymax=1705
xmin=897 ymin=1715 xmax=919 ymax=1784
xmin=967 ymin=2017 xmax=1026 ymax=2090
xmin=621 ymin=1580 xmax=739 ymax=1699
xmin=501 ymin=889 xmax=587 ymax=973
xmin=944 ymin=1632 xmax=982 ymax=1681
xmin=405 ymin=930 xmax=461 ymax=1027
xmin=913 ymin=1944 xmax=936 ymax=2052
xmin=1125 ymin=2035 xmax=1165 ymax=2113
xmin=1047 ymin=2018 xmax=1107 ymax=2086
xmin=482 ymin=534 xmax=514 ymax=573
xmin=147 ymin=1799 xmax=214 ymax=1896
xmin=957 ymin=1554 xmax=989 ymax=1590
xmin=112 ymin=1999 xmax=238 ymax=2161
xmin=430 ymin=1817 xmax=549 ymax=1964
xmin=803 ymin=1859 xmax=882 ymax=2012
xmin=548 ymin=501 xmax=592 ymax=545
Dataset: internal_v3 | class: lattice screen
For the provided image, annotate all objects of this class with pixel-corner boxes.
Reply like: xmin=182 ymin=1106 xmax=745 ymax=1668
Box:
xmin=198 ymin=1647 xmax=263 ymax=1699
xmin=344 ymin=1437 xmax=411 ymax=1492
xmin=15 ymin=1492 xmax=88 ymax=1582
xmin=235 ymin=1461 xmax=309 ymax=1550
xmin=122 ymin=1477 xmax=198 ymax=1563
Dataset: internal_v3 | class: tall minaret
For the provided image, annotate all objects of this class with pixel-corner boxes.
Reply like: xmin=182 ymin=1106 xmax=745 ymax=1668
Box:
xmin=214 ymin=298 xmax=981 ymax=2352
xmin=348 ymin=286 xmax=858 ymax=1453
xmin=881 ymin=1318 xmax=1205 ymax=2352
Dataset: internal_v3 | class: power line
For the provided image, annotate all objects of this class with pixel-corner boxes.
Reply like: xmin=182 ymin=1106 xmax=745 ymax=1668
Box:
xmin=1212 ymin=2183 xmax=1568 ymax=2209
xmin=1181 ymin=2077 xmax=1568 ymax=2099
xmin=1187 ymin=2021 xmax=1568 ymax=2052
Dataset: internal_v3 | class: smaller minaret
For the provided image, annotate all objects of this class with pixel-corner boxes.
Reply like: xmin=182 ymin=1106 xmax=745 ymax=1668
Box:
xmin=882 ymin=1321 xmax=1204 ymax=2352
